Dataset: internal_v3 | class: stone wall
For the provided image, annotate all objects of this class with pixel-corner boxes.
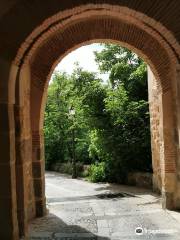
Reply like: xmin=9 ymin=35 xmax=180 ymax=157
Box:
xmin=127 ymin=172 xmax=152 ymax=189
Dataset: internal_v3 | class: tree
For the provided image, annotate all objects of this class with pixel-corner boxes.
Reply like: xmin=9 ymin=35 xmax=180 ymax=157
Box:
xmin=44 ymin=70 xmax=95 ymax=169
xmin=94 ymin=44 xmax=152 ymax=182
xmin=44 ymin=43 xmax=152 ymax=183
xmin=44 ymin=72 xmax=71 ymax=168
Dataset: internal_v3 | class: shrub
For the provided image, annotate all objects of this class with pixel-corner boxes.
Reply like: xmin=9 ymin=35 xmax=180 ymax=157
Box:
xmin=88 ymin=162 xmax=106 ymax=182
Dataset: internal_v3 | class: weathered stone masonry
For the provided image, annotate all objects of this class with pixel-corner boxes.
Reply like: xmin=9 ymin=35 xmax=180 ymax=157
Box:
xmin=1 ymin=1 xmax=180 ymax=239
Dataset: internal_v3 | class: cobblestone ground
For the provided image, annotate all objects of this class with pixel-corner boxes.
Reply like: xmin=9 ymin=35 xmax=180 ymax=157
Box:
xmin=28 ymin=172 xmax=180 ymax=240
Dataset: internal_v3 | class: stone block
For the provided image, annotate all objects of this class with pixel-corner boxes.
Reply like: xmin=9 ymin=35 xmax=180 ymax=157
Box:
xmin=35 ymin=198 xmax=47 ymax=217
xmin=0 ymin=163 xmax=16 ymax=196
xmin=34 ymin=177 xmax=45 ymax=198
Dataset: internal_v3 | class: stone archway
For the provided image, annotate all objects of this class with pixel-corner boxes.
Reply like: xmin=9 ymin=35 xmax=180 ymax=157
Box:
xmin=1 ymin=2 xmax=180 ymax=239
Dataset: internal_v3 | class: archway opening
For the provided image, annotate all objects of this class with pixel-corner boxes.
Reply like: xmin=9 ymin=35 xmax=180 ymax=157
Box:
xmin=44 ymin=42 xmax=153 ymax=186
xmin=28 ymin=42 xmax=166 ymax=238
xmin=11 ymin=7 xmax=179 ymax=239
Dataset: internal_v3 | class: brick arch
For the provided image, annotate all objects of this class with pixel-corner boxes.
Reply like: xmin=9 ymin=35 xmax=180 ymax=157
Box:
xmin=20 ymin=12 xmax=179 ymax=227
xmin=10 ymin=5 xmax=180 ymax=122
xmin=28 ymin=16 xmax=176 ymax=129
xmin=13 ymin=3 xmax=180 ymax=66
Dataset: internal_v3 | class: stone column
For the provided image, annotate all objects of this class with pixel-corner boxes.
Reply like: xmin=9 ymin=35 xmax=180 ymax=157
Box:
xmin=148 ymin=67 xmax=162 ymax=193
xmin=31 ymin=83 xmax=46 ymax=217
xmin=160 ymin=89 xmax=176 ymax=209
xmin=15 ymin=64 xmax=36 ymax=238
xmin=0 ymin=58 xmax=19 ymax=239
xmin=173 ymin=64 xmax=180 ymax=209
xmin=32 ymin=130 xmax=46 ymax=217
xmin=148 ymin=67 xmax=176 ymax=209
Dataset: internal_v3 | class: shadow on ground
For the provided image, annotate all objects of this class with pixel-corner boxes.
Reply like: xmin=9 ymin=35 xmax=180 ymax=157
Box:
xmin=29 ymin=213 xmax=110 ymax=240
xmin=47 ymin=191 xmax=135 ymax=204
xmin=95 ymin=184 xmax=160 ymax=197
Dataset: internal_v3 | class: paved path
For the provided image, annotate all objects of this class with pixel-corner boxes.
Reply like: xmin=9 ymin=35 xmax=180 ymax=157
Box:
xmin=28 ymin=171 xmax=180 ymax=239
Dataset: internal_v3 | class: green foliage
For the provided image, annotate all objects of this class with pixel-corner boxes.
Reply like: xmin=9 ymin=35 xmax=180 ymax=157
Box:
xmin=88 ymin=129 xmax=111 ymax=162
xmin=88 ymin=162 xmax=106 ymax=182
xmin=44 ymin=43 xmax=152 ymax=183
xmin=127 ymin=63 xmax=148 ymax=101
xmin=94 ymin=43 xmax=151 ymax=181
xmin=44 ymin=72 xmax=70 ymax=168
xmin=44 ymin=71 xmax=92 ymax=169
xmin=94 ymin=44 xmax=140 ymax=73
xmin=57 ymin=162 xmax=73 ymax=175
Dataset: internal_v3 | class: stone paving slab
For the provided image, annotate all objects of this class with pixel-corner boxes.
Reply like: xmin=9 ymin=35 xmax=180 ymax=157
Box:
xmin=28 ymin=172 xmax=180 ymax=240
